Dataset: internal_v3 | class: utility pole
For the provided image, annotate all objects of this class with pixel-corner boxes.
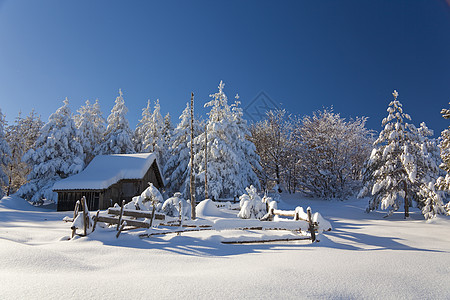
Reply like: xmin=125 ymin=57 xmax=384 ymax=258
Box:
xmin=204 ymin=123 xmax=208 ymax=200
xmin=190 ymin=92 xmax=196 ymax=220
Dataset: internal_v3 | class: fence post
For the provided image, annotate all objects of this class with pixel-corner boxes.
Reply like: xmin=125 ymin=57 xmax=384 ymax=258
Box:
xmin=307 ymin=207 xmax=316 ymax=243
xmin=117 ymin=200 xmax=125 ymax=231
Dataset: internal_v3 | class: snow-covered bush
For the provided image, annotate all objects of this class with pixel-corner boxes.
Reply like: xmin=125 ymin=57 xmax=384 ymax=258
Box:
xmin=161 ymin=192 xmax=190 ymax=218
xmin=124 ymin=183 xmax=163 ymax=211
xmin=237 ymin=185 xmax=266 ymax=219
xmin=262 ymin=194 xmax=277 ymax=212
xmin=294 ymin=108 xmax=373 ymax=199
xmin=5 ymin=110 xmax=43 ymax=195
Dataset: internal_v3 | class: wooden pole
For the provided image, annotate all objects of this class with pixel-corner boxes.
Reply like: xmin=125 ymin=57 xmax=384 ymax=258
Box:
xmin=190 ymin=92 xmax=196 ymax=220
xmin=73 ymin=200 xmax=80 ymax=220
xmin=117 ymin=200 xmax=125 ymax=231
xmin=307 ymin=207 xmax=316 ymax=243
xmin=92 ymin=210 xmax=100 ymax=232
xmin=149 ymin=201 xmax=156 ymax=228
xmin=205 ymin=123 xmax=208 ymax=200
xmin=81 ymin=196 xmax=89 ymax=236
xmin=116 ymin=220 xmax=127 ymax=238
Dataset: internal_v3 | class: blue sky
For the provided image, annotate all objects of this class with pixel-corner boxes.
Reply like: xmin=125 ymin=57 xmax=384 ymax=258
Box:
xmin=0 ymin=0 xmax=449 ymax=135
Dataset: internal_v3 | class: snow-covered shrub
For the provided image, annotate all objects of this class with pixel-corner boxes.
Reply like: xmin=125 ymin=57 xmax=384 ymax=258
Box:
xmin=262 ymin=195 xmax=277 ymax=212
xmin=161 ymin=192 xmax=190 ymax=218
xmin=445 ymin=202 xmax=450 ymax=216
xmin=237 ymin=185 xmax=266 ymax=219
xmin=295 ymin=108 xmax=373 ymax=199
xmin=124 ymin=183 xmax=163 ymax=211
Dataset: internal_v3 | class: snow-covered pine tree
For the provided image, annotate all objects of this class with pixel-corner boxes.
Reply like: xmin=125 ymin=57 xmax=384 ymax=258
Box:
xmin=0 ymin=109 xmax=11 ymax=197
xmin=164 ymin=103 xmax=202 ymax=198
xmin=146 ymin=99 xmax=166 ymax=164
xmin=134 ymin=99 xmax=152 ymax=153
xmin=18 ymin=99 xmax=84 ymax=203
xmin=97 ymin=89 xmax=135 ymax=155
xmin=435 ymin=103 xmax=450 ymax=216
xmin=360 ymin=90 xmax=443 ymax=219
xmin=407 ymin=122 xmax=444 ymax=219
xmin=74 ymin=100 xmax=106 ymax=165
xmin=437 ymin=103 xmax=450 ymax=192
xmin=229 ymin=96 xmax=261 ymax=193
xmin=194 ymin=81 xmax=260 ymax=199
xmin=162 ymin=112 xmax=173 ymax=163
xmin=134 ymin=99 xmax=167 ymax=163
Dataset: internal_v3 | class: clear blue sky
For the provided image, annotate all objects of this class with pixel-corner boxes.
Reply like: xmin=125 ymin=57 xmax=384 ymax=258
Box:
xmin=0 ymin=0 xmax=449 ymax=135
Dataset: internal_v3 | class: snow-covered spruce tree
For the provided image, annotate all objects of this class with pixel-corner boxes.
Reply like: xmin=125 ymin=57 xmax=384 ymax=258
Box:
xmin=437 ymin=103 xmax=450 ymax=192
xmin=408 ymin=122 xmax=444 ymax=218
xmin=147 ymin=99 xmax=167 ymax=164
xmin=18 ymin=99 xmax=84 ymax=203
xmin=294 ymin=108 xmax=373 ymax=199
xmin=249 ymin=109 xmax=292 ymax=192
xmin=360 ymin=90 xmax=443 ymax=219
xmin=97 ymin=89 xmax=135 ymax=155
xmin=74 ymin=99 xmax=105 ymax=165
xmin=229 ymin=96 xmax=262 ymax=193
xmin=134 ymin=99 xmax=167 ymax=163
xmin=194 ymin=81 xmax=260 ymax=199
xmin=134 ymin=99 xmax=152 ymax=153
xmin=163 ymin=103 xmax=202 ymax=197
xmin=436 ymin=103 xmax=450 ymax=216
xmin=162 ymin=112 xmax=173 ymax=164
xmin=0 ymin=109 xmax=11 ymax=197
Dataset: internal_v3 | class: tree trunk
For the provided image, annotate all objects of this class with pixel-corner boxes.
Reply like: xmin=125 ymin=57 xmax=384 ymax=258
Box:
xmin=403 ymin=180 xmax=409 ymax=218
xmin=275 ymin=164 xmax=281 ymax=193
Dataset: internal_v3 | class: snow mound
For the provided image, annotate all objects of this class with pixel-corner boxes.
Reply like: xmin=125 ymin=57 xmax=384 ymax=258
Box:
xmin=0 ymin=196 xmax=42 ymax=211
xmin=196 ymin=199 xmax=227 ymax=218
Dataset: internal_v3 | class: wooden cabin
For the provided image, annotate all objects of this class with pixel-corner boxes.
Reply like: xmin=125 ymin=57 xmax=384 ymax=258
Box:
xmin=53 ymin=153 xmax=164 ymax=211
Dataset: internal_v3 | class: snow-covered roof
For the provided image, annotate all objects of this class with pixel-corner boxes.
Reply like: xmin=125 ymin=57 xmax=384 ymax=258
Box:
xmin=53 ymin=153 xmax=159 ymax=191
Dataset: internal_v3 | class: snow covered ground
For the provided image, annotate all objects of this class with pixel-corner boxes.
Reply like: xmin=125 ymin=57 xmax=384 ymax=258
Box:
xmin=1 ymin=194 xmax=449 ymax=299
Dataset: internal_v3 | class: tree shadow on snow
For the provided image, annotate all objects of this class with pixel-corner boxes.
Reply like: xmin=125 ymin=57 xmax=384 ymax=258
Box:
xmin=316 ymin=219 xmax=448 ymax=253
xmin=87 ymin=230 xmax=319 ymax=257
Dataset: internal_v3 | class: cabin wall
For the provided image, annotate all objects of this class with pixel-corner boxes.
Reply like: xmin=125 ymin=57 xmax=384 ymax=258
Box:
xmin=56 ymin=190 xmax=102 ymax=211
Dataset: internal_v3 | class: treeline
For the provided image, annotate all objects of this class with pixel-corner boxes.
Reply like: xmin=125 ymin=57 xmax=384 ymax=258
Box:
xmin=0 ymin=86 xmax=449 ymax=219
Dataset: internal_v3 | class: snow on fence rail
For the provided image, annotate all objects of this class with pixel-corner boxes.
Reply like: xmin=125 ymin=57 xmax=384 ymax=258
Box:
xmin=66 ymin=196 xmax=331 ymax=243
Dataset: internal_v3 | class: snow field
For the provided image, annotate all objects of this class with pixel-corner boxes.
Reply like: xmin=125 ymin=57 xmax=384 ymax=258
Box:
xmin=0 ymin=195 xmax=449 ymax=299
